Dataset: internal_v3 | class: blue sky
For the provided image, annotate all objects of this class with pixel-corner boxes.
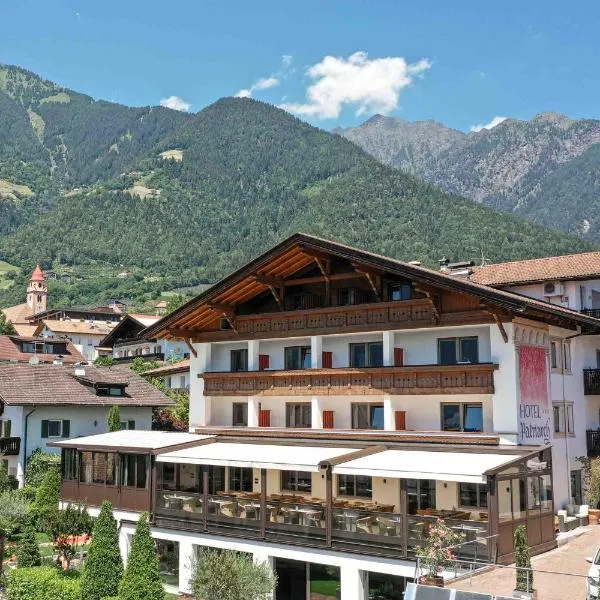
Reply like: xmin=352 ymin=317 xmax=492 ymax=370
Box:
xmin=2 ymin=0 xmax=599 ymax=131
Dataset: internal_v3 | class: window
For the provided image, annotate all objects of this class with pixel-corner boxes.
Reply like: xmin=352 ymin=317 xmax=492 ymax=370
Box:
xmin=458 ymin=483 xmax=488 ymax=508
xmin=62 ymin=449 xmax=78 ymax=480
xmin=158 ymin=463 xmax=177 ymax=491
xmin=563 ymin=342 xmax=572 ymax=373
xmin=228 ymin=467 xmax=253 ymax=492
xmin=571 ymin=470 xmax=583 ymax=505
xmin=438 ymin=337 xmax=479 ymax=364
xmin=41 ymin=419 xmax=70 ymax=439
xmin=0 ymin=420 xmax=11 ymax=438
xmin=284 ymin=346 xmax=311 ymax=370
xmin=550 ymin=340 xmax=560 ymax=369
xmin=349 ymin=342 xmax=383 ymax=368
xmin=119 ymin=420 xmax=136 ymax=430
xmin=338 ymin=288 xmax=361 ymax=306
xmin=351 ymin=403 xmax=384 ymax=430
xmin=78 ymin=452 xmax=116 ymax=486
xmin=232 ymin=403 xmax=248 ymax=426
xmin=121 ymin=454 xmax=148 ymax=489
xmin=208 ymin=465 xmax=225 ymax=494
xmin=389 ymin=283 xmax=412 ymax=301
xmin=337 ymin=474 xmax=372 ymax=498
xmin=553 ymin=403 xmax=574 ymax=434
xmin=407 ymin=479 xmax=436 ymax=514
xmin=286 ymin=403 xmax=312 ymax=428
xmin=109 ymin=387 xmax=123 ymax=396
xmin=281 ymin=471 xmax=312 ymax=493
xmin=441 ymin=404 xmax=483 ymax=432
xmin=231 ymin=349 xmax=248 ymax=372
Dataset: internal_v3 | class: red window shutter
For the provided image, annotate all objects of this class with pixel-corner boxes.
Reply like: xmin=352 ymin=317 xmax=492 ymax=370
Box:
xmin=394 ymin=411 xmax=406 ymax=431
xmin=259 ymin=410 xmax=271 ymax=427
xmin=322 ymin=351 xmax=333 ymax=369
xmin=394 ymin=348 xmax=404 ymax=367
xmin=323 ymin=410 xmax=335 ymax=429
xmin=258 ymin=354 xmax=270 ymax=370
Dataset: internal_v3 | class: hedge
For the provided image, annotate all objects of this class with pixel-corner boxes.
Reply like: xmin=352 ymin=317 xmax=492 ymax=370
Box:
xmin=6 ymin=567 xmax=81 ymax=600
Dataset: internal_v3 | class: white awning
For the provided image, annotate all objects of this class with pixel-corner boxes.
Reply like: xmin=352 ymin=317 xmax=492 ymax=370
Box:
xmin=53 ymin=430 xmax=214 ymax=451
xmin=332 ymin=449 xmax=521 ymax=484
xmin=157 ymin=442 xmax=360 ymax=472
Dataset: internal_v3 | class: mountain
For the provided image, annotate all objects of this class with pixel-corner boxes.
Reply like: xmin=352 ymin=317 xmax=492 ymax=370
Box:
xmin=337 ymin=112 xmax=600 ymax=241
xmin=0 ymin=64 xmax=596 ymax=308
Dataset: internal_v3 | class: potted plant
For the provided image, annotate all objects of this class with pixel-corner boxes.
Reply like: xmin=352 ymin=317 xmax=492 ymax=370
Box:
xmin=513 ymin=525 xmax=536 ymax=599
xmin=416 ymin=518 xmax=464 ymax=587
xmin=578 ymin=456 xmax=600 ymax=523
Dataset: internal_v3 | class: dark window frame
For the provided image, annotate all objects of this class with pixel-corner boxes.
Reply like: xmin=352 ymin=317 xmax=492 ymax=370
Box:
xmin=232 ymin=402 xmax=249 ymax=426
xmin=286 ymin=403 xmax=312 ymax=428
xmin=349 ymin=342 xmax=383 ymax=368
xmin=351 ymin=403 xmax=384 ymax=430
xmin=437 ymin=336 xmax=479 ymax=365
xmin=281 ymin=470 xmax=312 ymax=493
xmin=337 ymin=474 xmax=372 ymax=498
xmin=458 ymin=482 xmax=488 ymax=509
xmin=231 ymin=349 xmax=248 ymax=372
xmin=284 ymin=346 xmax=312 ymax=370
xmin=441 ymin=403 xmax=483 ymax=433
xmin=228 ymin=467 xmax=253 ymax=492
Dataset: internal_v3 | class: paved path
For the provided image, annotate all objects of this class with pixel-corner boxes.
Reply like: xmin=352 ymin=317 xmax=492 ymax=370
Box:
xmin=449 ymin=526 xmax=600 ymax=599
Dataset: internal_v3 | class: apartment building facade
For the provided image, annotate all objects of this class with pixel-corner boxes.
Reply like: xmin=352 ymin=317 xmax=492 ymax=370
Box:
xmin=56 ymin=235 xmax=600 ymax=600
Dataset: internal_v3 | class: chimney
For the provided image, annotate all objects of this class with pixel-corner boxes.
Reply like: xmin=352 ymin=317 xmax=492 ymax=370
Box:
xmin=53 ymin=356 xmax=64 ymax=366
xmin=439 ymin=257 xmax=474 ymax=278
xmin=28 ymin=357 xmax=40 ymax=366
xmin=74 ymin=364 xmax=86 ymax=377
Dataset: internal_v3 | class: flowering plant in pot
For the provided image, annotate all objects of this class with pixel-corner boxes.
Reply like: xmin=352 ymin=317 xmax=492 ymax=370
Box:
xmin=416 ymin=518 xmax=464 ymax=587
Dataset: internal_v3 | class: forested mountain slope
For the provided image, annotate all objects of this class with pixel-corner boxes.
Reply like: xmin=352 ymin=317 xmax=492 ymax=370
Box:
xmin=0 ymin=65 xmax=595 ymax=308
xmin=339 ymin=113 xmax=600 ymax=241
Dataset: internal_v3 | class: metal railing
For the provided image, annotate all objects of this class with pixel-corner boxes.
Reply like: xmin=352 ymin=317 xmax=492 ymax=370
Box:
xmin=582 ymin=308 xmax=600 ymax=319
xmin=584 ymin=369 xmax=600 ymax=395
xmin=0 ymin=437 xmax=20 ymax=456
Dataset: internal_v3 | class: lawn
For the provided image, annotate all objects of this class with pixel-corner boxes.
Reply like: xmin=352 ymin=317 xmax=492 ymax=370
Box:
xmin=311 ymin=578 xmax=340 ymax=597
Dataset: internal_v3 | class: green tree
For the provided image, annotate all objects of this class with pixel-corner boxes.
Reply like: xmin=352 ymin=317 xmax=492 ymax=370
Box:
xmin=191 ymin=549 xmax=276 ymax=600
xmin=16 ymin=527 xmax=42 ymax=568
xmin=130 ymin=357 xmax=162 ymax=375
xmin=25 ymin=449 xmax=60 ymax=488
xmin=0 ymin=490 xmax=31 ymax=573
xmin=0 ymin=462 xmax=14 ymax=493
xmin=81 ymin=501 xmax=123 ymax=600
xmin=46 ymin=503 xmax=92 ymax=570
xmin=108 ymin=405 xmax=121 ymax=432
xmin=34 ymin=468 xmax=61 ymax=527
xmin=94 ymin=356 xmax=116 ymax=366
xmin=514 ymin=525 xmax=533 ymax=592
xmin=118 ymin=513 xmax=164 ymax=600
xmin=0 ymin=312 xmax=16 ymax=335
xmin=165 ymin=294 xmax=187 ymax=314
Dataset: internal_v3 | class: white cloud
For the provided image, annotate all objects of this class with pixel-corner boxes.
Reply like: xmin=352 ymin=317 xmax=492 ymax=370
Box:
xmin=234 ymin=56 xmax=293 ymax=98
xmin=160 ymin=96 xmax=191 ymax=112
xmin=469 ymin=116 xmax=507 ymax=133
xmin=279 ymin=51 xmax=431 ymax=119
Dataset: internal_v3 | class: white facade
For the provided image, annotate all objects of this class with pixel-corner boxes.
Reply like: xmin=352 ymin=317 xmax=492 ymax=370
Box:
xmin=113 ymin=339 xmax=189 ymax=362
xmin=41 ymin=326 xmax=105 ymax=362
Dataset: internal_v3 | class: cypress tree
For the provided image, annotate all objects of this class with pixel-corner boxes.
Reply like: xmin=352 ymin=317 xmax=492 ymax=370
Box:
xmin=514 ymin=525 xmax=533 ymax=592
xmin=118 ymin=513 xmax=164 ymax=600
xmin=15 ymin=527 xmax=41 ymax=567
xmin=108 ymin=405 xmax=121 ymax=432
xmin=34 ymin=468 xmax=61 ymax=528
xmin=81 ymin=501 xmax=123 ymax=600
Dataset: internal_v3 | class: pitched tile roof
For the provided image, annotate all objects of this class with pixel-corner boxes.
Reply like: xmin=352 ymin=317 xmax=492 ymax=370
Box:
xmin=0 ymin=363 xmax=174 ymax=406
xmin=471 ymin=251 xmax=600 ymax=286
xmin=41 ymin=319 xmax=115 ymax=336
xmin=143 ymin=359 xmax=190 ymax=377
xmin=0 ymin=336 xmax=84 ymax=364
xmin=1 ymin=303 xmax=32 ymax=325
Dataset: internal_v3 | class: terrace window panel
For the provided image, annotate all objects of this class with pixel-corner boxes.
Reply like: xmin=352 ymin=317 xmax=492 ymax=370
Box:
xmin=158 ymin=463 xmax=177 ymax=491
xmin=463 ymin=404 xmax=483 ymax=433
xmin=231 ymin=349 xmax=248 ymax=372
xmin=136 ymin=455 xmax=148 ymax=489
xmin=92 ymin=453 xmax=107 ymax=485
xmin=79 ymin=452 xmax=93 ymax=484
xmin=232 ymin=403 xmax=248 ymax=427
xmin=355 ymin=475 xmax=372 ymax=498
xmin=441 ymin=404 xmax=461 ymax=431
xmin=106 ymin=454 xmax=117 ymax=486
xmin=438 ymin=339 xmax=457 ymax=365
xmin=370 ymin=405 xmax=384 ymax=430
xmin=209 ymin=466 xmax=225 ymax=494
xmin=229 ymin=467 xmax=253 ymax=492
xmin=368 ymin=342 xmax=383 ymax=367
xmin=349 ymin=344 xmax=367 ymax=368
xmin=459 ymin=337 xmax=479 ymax=363
xmin=281 ymin=470 xmax=312 ymax=493
xmin=286 ymin=403 xmax=312 ymax=428
xmin=180 ymin=464 xmax=200 ymax=493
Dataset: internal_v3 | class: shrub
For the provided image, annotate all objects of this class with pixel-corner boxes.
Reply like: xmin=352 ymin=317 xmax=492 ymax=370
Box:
xmin=25 ymin=450 xmax=60 ymax=488
xmin=514 ymin=525 xmax=533 ymax=592
xmin=191 ymin=548 xmax=276 ymax=600
xmin=81 ymin=501 xmax=123 ymax=600
xmin=6 ymin=567 xmax=81 ymax=600
xmin=46 ymin=503 xmax=93 ymax=570
xmin=34 ymin=468 xmax=61 ymax=528
xmin=15 ymin=528 xmax=41 ymax=568
xmin=118 ymin=513 xmax=164 ymax=600
xmin=108 ymin=405 xmax=121 ymax=432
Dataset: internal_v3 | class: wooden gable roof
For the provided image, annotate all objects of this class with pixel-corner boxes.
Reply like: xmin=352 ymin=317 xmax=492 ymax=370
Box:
xmin=144 ymin=233 xmax=600 ymax=340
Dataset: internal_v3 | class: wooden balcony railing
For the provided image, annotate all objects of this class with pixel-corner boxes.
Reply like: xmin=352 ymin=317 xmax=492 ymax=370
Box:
xmin=0 ymin=437 xmax=20 ymax=456
xmin=584 ymin=369 xmax=600 ymax=395
xmin=202 ymin=363 xmax=497 ymax=396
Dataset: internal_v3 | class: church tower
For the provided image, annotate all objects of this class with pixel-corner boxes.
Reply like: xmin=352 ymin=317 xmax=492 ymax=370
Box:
xmin=26 ymin=264 xmax=47 ymax=315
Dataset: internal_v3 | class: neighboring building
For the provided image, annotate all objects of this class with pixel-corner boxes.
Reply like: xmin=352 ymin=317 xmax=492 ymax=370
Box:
xmin=0 ymin=362 xmax=173 ymax=485
xmin=471 ymin=250 xmax=600 ymax=510
xmin=155 ymin=300 xmax=169 ymax=315
xmin=0 ymin=335 xmax=84 ymax=364
xmin=1 ymin=264 xmax=48 ymax=336
xmin=36 ymin=319 xmax=115 ymax=362
xmin=56 ymin=234 xmax=600 ymax=598
xmin=99 ymin=314 xmax=189 ymax=363
xmin=143 ymin=359 xmax=191 ymax=392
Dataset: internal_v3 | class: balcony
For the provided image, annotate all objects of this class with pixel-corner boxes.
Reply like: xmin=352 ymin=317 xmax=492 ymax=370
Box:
xmin=0 ymin=437 xmax=20 ymax=456
xmin=584 ymin=369 xmax=600 ymax=395
xmin=202 ymin=363 xmax=497 ymax=396
xmin=587 ymin=430 xmax=600 ymax=456
xmin=582 ymin=309 xmax=600 ymax=319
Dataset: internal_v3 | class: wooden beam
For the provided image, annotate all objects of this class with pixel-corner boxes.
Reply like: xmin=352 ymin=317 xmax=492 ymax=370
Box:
xmin=268 ymin=285 xmax=283 ymax=310
xmin=208 ymin=302 xmax=235 ymax=317
xmin=253 ymin=273 xmax=286 ymax=288
xmin=185 ymin=338 xmax=197 ymax=358
xmin=493 ymin=313 xmax=509 ymax=343
xmin=417 ymin=290 xmax=440 ymax=324
xmin=284 ymin=272 xmax=362 ymax=287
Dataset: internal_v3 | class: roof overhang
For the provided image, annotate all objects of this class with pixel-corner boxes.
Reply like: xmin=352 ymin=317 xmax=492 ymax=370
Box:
xmin=143 ymin=233 xmax=600 ymax=340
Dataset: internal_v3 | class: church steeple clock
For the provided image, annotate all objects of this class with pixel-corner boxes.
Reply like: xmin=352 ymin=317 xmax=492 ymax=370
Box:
xmin=26 ymin=264 xmax=47 ymax=314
